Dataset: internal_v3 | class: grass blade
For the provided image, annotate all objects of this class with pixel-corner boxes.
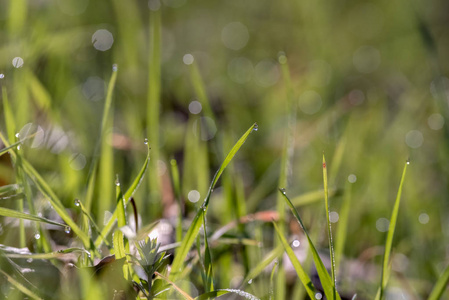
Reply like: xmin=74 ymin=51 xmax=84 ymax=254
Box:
xmin=273 ymin=222 xmax=316 ymax=299
xmin=428 ymin=263 xmax=449 ymax=300
xmin=195 ymin=289 xmax=260 ymax=300
xmin=2 ymin=247 xmax=90 ymax=259
xmin=115 ymin=176 xmax=126 ymax=228
xmin=0 ymin=140 xmax=22 ymax=157
xmin=280 ymin=189 xmax=341 ymax=300
xmin=94 ymin=143 xmax=150 ymax=248
xmin=334 ymin=180 xmax=353 ymax=274
xmin=323 ymin=155 xmax=337 ymax=295
xmin=202 ymin=210 xmax=214 ymax=292
xmin=0 ymin=206 xmax=67 ymax=228
xmin=2 ymin=86 xmax=16 ymax=143
xmin=155 ymin=271 xmax=194 ymax=300
xmin=0 ymin=269 xmax=43 ymax=300
xmin=169 ymin=123 xmax=257 ymax=281
xmin=379 ymin=160 xmax=409 ymax=299
xmin=242 ymin=244 xmax=284 ymax=285
xmin=113 ymin=230 xmax=126 ymax=259
xmin=170 ymin=159 xmax=183 ymax=244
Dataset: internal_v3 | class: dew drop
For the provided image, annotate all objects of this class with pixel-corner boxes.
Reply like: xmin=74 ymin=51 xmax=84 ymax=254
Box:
xmin=26 ymin=258 xmax=33 ymax=263
xmin=15 ymin=133 xmax=19 ymax=138
xmin=252 ymin=123 xmax=259 ymax=132
xmin=315 ymin=292 xmax=323 ymax=300
xmin=65 ymin=226 xmax=71 ymax=234
xmin=17 ymin=145 xmax=21 ymax=150
xmin=144 ymin=138 xmax=148 ymax=145
xmin=248 ymin=279 xmax=253 ymax=284
xmin=34 ymin=233 xmax=40 ymax=240
xmin=112 ymin=64 xmax=118 ymax=72
xmin=280 ymin=188 xmax=286 ymax=195
xmin=406 ymin=159 xmax=410 ymax=165
xmin=0 ymin=74 xmax=4 ymax=79
xmin=115 ymin=178 xmax=120 ymax=186
xmin=274 ymin=260 xmax=279 ymax=265
xmin=87 ymin=252 xmax=92 ymax=258
xmin=74 ymin=199 xmax=81 ymax=207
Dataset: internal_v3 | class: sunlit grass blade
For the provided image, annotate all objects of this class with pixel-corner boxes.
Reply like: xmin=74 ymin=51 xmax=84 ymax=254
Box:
xmin=113 ymin=230 xmax=126 ymax=259
xmin=280 ymin=189 xmax=341 ymax=300
xmin=428 ymin=263 xmax=449 ymax=300
xmin=170 ymin=159 xmax=183 ymax=244
xmin=0 ymin=269 xmax=43 ymax=300
xmin=195 ymin=289 xmax=260 ymax=300
xmin=269 ymin=258 xmax=278 ymax=300
xmin=2 ymin=86 xmax=16 ymax=143
xmin=242 ymin=244 xmax=284 ymax=285
xmin=0 ymin=184 xmax=19 ymax=195
xmin=2 ymin=247 xmax=90 ymax=259
xmin=0 ymin=140 xmax=23 ymax=157
xmin=115 ymin=176 xmax=126 ymax=228
xmin=273 ymin=222 xmax=316 ymax=299
xmin=188 ymin=60 xmax=214 ymax=118
xmin=155 ymin=271 xmax=194 ymax=300
xmin=202 ymin=210 xmax=214 ymax=292
xmin=84 ymin=66 xmax=118 ymax=214
xmin=0 ymin=206 xmax=67 ymax=228
xmin=74 ymin=199 xmax=110 ymax=247
xmin=378 ymin=160 xmax=409 ymax=299
xmin=323 ymin=155 xmax=337 ymax=296
xmin=169 ymin=123 xmax=257 ymax=281
xmin=94 ymin=143 xmax=150 ymax=248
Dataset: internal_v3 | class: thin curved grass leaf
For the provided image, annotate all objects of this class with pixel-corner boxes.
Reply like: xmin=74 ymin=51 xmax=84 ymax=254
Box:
xmin=169 ymin=123 xmax=257 ymax=281
xmin=0 ymin=269 xmax=43 ymax=300
xmin=269 ymin=258 xmax=278 ymax=300
xmin=2 ymin=247 xmax=90 ymax=259
xmin=155 ymin=271 xmax=194 ymax=300
xmin=2 ymin=86 xmax=16 ymax=143
xmin=202 ymin=210 xmax=214 ymax=292
xmin=0 ymin=207 xmax=66 ymax=227
xmin=0 ymin=140 xmax=23 ymax=157
xmin=428 ymin=263 xmax=449 ymax=300
xmin=113 ymin=230 xmax=126 ymax=259
xmin=243 ymin=244 xmax=284 ymax=285
xmin=379 ymin=161 xmax=409 ymax=299
xmin=280 ymin=189 xmax=341 ymax=300
xmin=0 ymin=184 xmax=19 ymax=195
xmin=94 ymin=143 xmax=150 ymax=248
xmin=273 ymin=222 xmax=316 ymax=299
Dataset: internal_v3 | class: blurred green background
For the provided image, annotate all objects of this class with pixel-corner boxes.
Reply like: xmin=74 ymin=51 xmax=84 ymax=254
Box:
xmin=1 ymin=0 xmax=449 ymax=298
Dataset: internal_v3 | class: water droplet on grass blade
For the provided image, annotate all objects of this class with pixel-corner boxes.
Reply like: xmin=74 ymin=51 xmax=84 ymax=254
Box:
xmin=0 ymin=74 xmax=4 ymax=79
xmin=65 ymin=226 xmax=71 ymax=234
xmin=247 ymin=279 xmax=253 ymax=284
xmin=315 ymin=293 xmax=323 ymax=299
xmin=144 ymin=138 xmax=148 ymax=145
xmin=112 ymin=64 xmax=118 ymax=72
xmin=15 ymin=133 xmax=19 ymax=138
xmin=74 ymin=199 xmax=80 ymax=206
xmin=280 ymin=188 xmax=286 ymax=195
xmin=406 ymin=159 xmax=410 ymax=165
xmin=252 ymin=123 xmax=258 ymax=132
xmin=34 ymin=233 xmax=40 ymax=240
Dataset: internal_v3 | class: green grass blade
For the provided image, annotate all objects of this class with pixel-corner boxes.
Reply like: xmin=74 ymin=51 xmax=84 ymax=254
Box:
xmin=0 ymin=270 xmax=43 ymax=300
xmin=269 ymin=258 xmax=278 ymax=300
xmin=243 ymin=244 xmax=284 ymax=285
xmin=195 ymin=289 xmax=260 ymax=300
xmin=280 ymin=189 xmax=341 ymax=300
xmin=169 ymin=123 xmax=257 ymax=281
xmin=0 ymin=140 xmax=22 ymax=157
xmin=188 ymin=60 xmax=214 ymax=119
xmin=85 ymin=65 xmax=118 ymax=214
xmin=170 ymin=159 xmax=183 ymax=244
xmin=0 ymin=207 xmax=66 ymax=228
xmin=202 ymin=210 xmax=214 ymax=292
xmin=2 ymin=86 xmax=16 ymax=143
xmin=155 ymin=271 xmax=194 ymax=300
xmin=115 ymin=176 xmax=126 ymax=228
xmin=0 ymin=184 xmax=19 ymax=195
xmin=113 ymin=230 xmax=126 ymax=259
xmin=428 ymin=263 xmax=449 ymax=300
xmin=273 ymin=222 xmax=316 ymax=299
xmin=94 ymin=143 xmax=150 ymax=248
xmin=323 ymin=155 xmax=337 ymax=294
xmin=146 ymin=8 xmax=162 ymax=214
xmin=379 ymin=161 xmax=409 ymax=299
xmin=2 ymin=247 xmax=90 ymax=259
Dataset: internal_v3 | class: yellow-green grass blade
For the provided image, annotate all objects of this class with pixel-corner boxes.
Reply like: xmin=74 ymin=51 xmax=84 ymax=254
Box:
xmin=2 ymin=247 xmax=90 ymax=259
xmin=280 ymin=189 xmax=341 ymax=300
xmin=242 ymin=244 xmax=284 ymax=285
xmin=115 ymin=176 xmax=126 ymax=228
xmin=85 ymin=66 xmax=118 ymax=214
xmin=0 ymin=270 xmax=43 ymax=300
xmin=0 ymin=184 xmax=19 ymax=195
xmin=202 ymin=210 xmax=214 ymax=292
xmin=273 ymin=222 xmax=316 ymax=299
xmin=146 ymin=8 xmax=162 ymax=214
xmin=428 ymin=263 xmax=449 ymax=300
xmin=323 ymin=155 xmax=337 ymax=296
xmin=1 ymin=86 xmax=17 ymax=160
xmin=170 ymin=159 xmax=183 ymax=244
xmin=379 ymin=161 xmax=409 ymax=299
xmin=269 ymin=258 xmax=278 ymax=300
xmin=334 ymin=180 xmax=352 ymax=275
xmin=155 ymin=271 xmax=194 ymax=300
xmin=113 ymin=230 xmax=126 ymax=259
xmin=188 ymin=60 xmax=214 ymax=119
xmin=94 ymin=143 xmax=150 ymax=248
xmin=169 ymin=123 xmax=257 ymax=281
xmin=0 ymin=207 xmax=66 ymax=228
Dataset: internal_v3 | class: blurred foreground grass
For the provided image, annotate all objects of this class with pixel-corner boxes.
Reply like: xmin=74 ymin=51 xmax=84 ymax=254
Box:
xmin=1 ymin=0 xmax=449 ymax=299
